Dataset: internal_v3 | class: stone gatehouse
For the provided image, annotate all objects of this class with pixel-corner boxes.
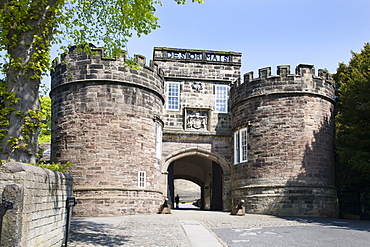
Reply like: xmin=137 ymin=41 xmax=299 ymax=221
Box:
xmin=50 ymin=45 xmax=338 ymax=217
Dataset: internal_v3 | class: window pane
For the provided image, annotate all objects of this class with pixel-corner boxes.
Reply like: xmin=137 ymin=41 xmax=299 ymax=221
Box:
xmin=138 ymin=171 xmax=146 ymax=188
xmin=215 ymin=85 xmax=228 ymax=113
xmin=240 ymin=129 xmax=248 ymax=162
xmin=234 ymin=131 xmax=239 ymax=164
xmin=167 ymin=82 xmax=179 ymax=110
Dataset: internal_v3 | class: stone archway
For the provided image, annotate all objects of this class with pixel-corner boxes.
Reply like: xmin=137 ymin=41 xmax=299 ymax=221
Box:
xmin=162 ymin=148 xmax=231 ymax=174
xmin=163 ymin=148 xmax=231 ymax=211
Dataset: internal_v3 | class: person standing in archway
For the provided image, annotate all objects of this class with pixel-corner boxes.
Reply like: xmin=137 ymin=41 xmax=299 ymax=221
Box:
xmin=175 ymin=194 xmax=180 ymax=209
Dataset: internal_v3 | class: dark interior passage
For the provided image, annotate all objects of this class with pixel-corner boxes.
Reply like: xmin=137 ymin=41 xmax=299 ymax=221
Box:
xmin=167 ymin=155 xmax=223 ymax=210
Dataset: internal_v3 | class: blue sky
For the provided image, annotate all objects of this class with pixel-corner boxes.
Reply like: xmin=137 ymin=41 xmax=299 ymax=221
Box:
xmin=47 ymin=0 xmax=370 ymax=86
xmin=127 ymin=0 xmax=370 ymax=74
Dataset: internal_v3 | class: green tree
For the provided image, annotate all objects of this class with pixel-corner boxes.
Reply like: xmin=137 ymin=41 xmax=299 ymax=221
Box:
xmin=0 ymin=0 xmax=203 ymax=163
xmin=38 ymin=96 xmax=51 ymax=143
xmin=334 ymin=43 xmax=370 ymax=189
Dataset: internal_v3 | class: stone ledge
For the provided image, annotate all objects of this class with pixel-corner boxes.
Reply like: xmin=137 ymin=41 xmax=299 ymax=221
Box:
xmin=74 ymin=186 xmax=162 ymax=194
xmin=244 ymin=194 xmax=338 ymax=198
xmin=76 ymin=196 xmax=163 ymax=200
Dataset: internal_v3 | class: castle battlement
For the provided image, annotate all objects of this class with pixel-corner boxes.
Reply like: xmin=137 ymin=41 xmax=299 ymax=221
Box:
xmin=231 ymin=64 xmax=335 ymax=107
xmin=50 ymin=46 xmax=338 ymax=217
xmin=241 ymin=64 xmax=332 ymax=83
xmin=51 ymin=44 xmax=127 ymax=68
xmin=51 ymin=44 xmax=164 ymax=97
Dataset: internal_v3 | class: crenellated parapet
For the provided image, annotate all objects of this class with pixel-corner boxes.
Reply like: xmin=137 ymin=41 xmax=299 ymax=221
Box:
xmin=231 ymin=64 xmax=335 ymax=107
xmin=49 ymin=45 xmax=339 ymax=217
xmin=51 ymin=44 xmax=164 ymax=101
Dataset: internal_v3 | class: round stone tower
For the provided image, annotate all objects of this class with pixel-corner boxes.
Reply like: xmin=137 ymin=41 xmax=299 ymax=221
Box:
xmin=230 ymin=64 xmax=338 ymax=217
xmin=50 ymin=45 xmax=165 ymax=216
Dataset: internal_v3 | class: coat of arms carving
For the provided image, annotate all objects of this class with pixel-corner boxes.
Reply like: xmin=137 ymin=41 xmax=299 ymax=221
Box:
xmin=192 ymin=82 xmax=203 ymax=92
xmin=185 ymin=110 xmax=208 ymax=131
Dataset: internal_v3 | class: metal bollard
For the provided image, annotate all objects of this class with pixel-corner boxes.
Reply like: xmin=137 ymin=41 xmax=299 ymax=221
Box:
xmin=0 ymin=194 xmax=14 ymax=242
xmin=64 ymin=197 xmax=76 ymax=247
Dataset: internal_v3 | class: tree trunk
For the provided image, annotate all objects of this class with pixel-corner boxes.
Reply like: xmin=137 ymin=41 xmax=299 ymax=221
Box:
xmin=0 ymin=69 xmax=40 ymax=163
xmin=0 ymin=0 xmax=59 ymax=163
xmin=0 ymin=35 xmax=41 ymax=163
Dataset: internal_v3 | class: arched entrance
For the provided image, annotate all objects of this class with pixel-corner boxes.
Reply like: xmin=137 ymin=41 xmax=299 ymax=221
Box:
xmin=163 ymin=149 xmax=230 ymax=211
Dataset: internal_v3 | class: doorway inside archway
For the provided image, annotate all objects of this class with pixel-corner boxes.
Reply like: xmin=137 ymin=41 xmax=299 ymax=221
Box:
xmin=174 ymin=179 xmax=201 ymax=209
xmin=167 ymin=154 xmax=223 ymax=211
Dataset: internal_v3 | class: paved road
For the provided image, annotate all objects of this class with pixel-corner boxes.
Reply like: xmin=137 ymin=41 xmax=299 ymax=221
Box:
xmin=68 ymin=204 xmax=370 ymax=246
xmin=212 ymin=219 xmax=370 ymax=247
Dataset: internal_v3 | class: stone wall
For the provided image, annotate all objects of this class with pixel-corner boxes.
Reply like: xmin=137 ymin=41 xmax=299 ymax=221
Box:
xmin=230 ymin=64 xmax=338 ymax=217
xmin=0 ymin=162 xmax=73 ymax=247
xmin=51 ymin=45 xmax=165 ymax=216
xmin=153 ymin=47 xmax=241 ymax=210
xmin=154 ymin=47 xmax=241 ymax=164
xmin=154 ymin=47 xmax=241 ymax=136
xmin=153 ymin=47 xmax=241 ymax=80
xmin=49 ymin=45 xmax=339 ymax=217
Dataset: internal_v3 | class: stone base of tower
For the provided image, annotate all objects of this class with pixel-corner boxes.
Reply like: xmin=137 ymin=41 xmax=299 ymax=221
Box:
xmin=72 ymin=187 xmax=163 ymax=217
xmin=232 ymin=184 xmax=339 ymax=217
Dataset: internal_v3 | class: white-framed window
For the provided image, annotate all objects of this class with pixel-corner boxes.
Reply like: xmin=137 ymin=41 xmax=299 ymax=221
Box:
xmin=215 ymin=85 xmax=228 ymax=113
xmin=138 ymin=171 xmax=146 ymax=188
xmin=240 ymin=128 xmax=248 ymax=162
xmin=234 ymin=127 xmax=248 ymax=164
xmin=234 ymin=131 xmax=240 ymax=164
xmin=167 ymin=82 xmax=180 ymax=110
xmin=155 ymin=122 xmax=162 ymax=160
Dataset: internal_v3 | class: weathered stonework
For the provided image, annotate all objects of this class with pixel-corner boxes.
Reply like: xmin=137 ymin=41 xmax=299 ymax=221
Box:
xmin=0 ymin=162 xmax=73 ymax=247
xmin=231 ymin=65 xmax=337 ymax=217
xmin=51 ymin=46 xmax=338 ymax=217
xmin=51 ymin=45 xmax=164 ymax=216
xmin=153 ymin=47 xmax=241 ymax=210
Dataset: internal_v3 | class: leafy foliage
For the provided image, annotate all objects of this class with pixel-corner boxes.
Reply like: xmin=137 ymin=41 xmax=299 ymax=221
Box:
xmin=334 ymin=43 xmax=370 ymax=188
xmin=33 ymin=161 xmax=73 ymax=172
xmin=59 ymin=0 xmax=203 ymax=58
xmin=0 ymin=79 xmax=19 ymax=140
xmin=0 ymin=0 xmax=66 ymax=78
xmin=38 ymin=96 xmax=51 ymax=142
xmin=0 ymin=0 xmax=202 ymax=163
xmin=1 ymin=0 xmax=203 ymax=76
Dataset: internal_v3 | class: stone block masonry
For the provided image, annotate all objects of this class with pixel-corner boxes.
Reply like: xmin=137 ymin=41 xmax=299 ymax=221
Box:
xmin=230 ymin=64 xmax=338 ymax=217
xmin=153 ymin=47 xmax=241 ymax=211
xmin=0 ymin=162 xmax=73 ymax=247
xmin=154 ymin=47 xmax=241 ymax=135
xmin=51 ymin=45 xmax=165 ymax=216
xmin=51 ymin=45 xmax=338 ymax=217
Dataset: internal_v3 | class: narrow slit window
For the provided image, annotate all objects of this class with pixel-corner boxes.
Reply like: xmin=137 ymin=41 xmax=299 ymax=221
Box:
xmin=155 ymin=122 xmax=162 ymax=160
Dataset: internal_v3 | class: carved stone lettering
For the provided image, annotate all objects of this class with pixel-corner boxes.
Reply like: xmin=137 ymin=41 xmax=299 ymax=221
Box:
xmin=163 ymin=50 xmax=232 ymax=63
xmin=206 ymin=54 xmax=230 ymax=62
xmin=167 ymin=51 xmax=186 ymax=59
xmin=189 ymin=53 xmax=202 ymax=60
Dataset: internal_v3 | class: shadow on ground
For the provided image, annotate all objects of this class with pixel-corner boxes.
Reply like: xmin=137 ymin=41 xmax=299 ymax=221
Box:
xmin=68 ymin=219 xmax=128 ymax=246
